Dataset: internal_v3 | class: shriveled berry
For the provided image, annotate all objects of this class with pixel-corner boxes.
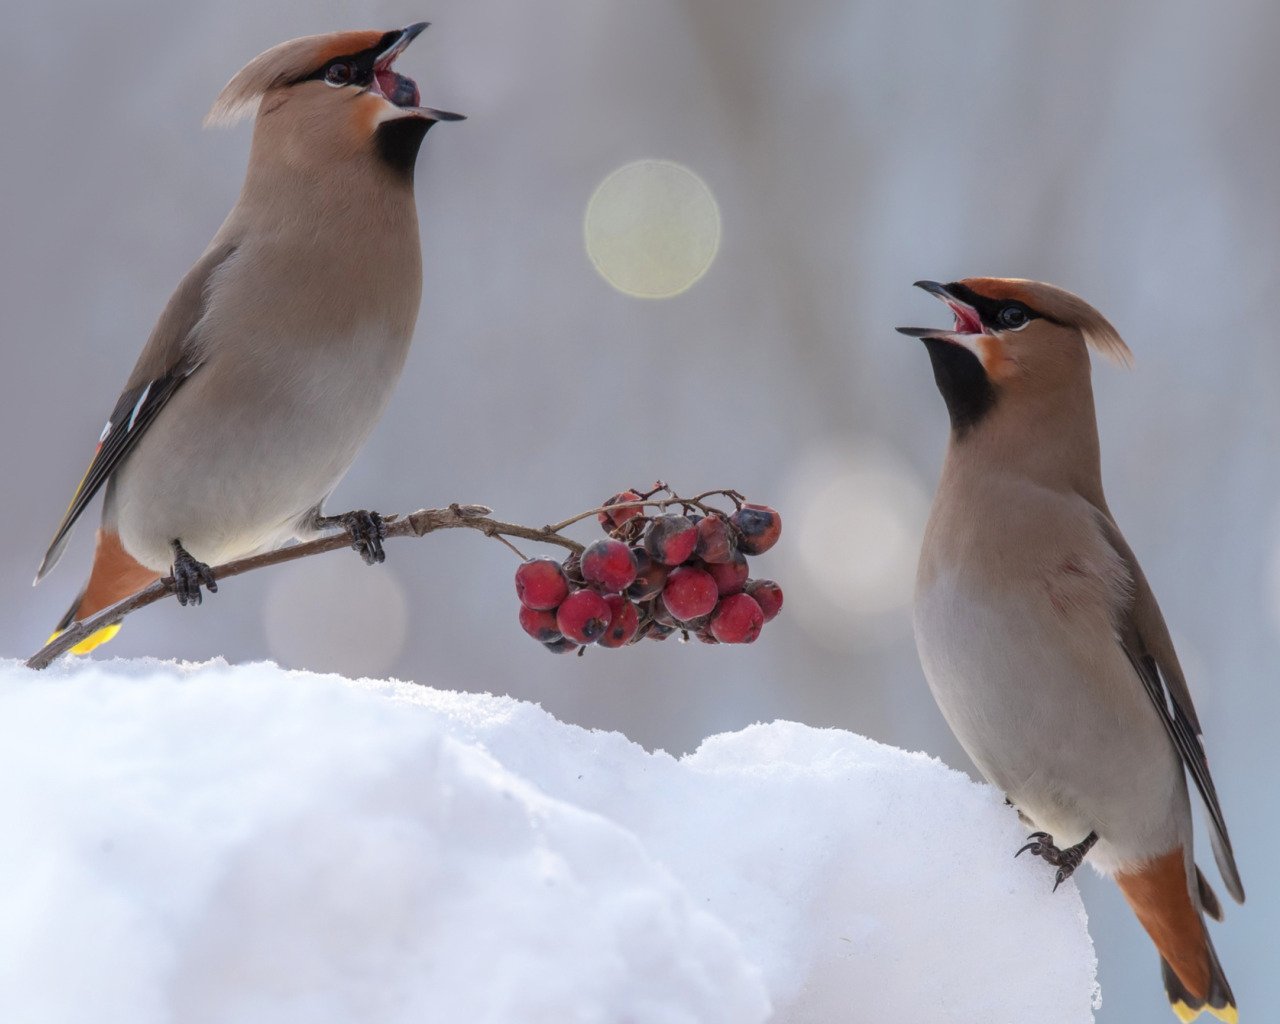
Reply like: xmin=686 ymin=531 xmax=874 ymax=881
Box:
xmin=695 ymin=516 xmax=738 ymax=564
xmin=695 ymin=628 xmax=720 ymax=645
xmin=515 ymin=558 xmax=570 ymax=610
xmin=647 ymin=622 xmax=676 ymax=641
xmin=710 ymin=593 xmax=765 ymax=643
xmin=651 ymin=599 xmax=680 ymax=628
xmin=544 ymin=637 xmax=580 ymax=655
xmin=580 ymin=538 xmax=637 ymax=592
xmin=745 ymin=579 xmax=784 ymax=622
xmin=519 ymin=605 xmax=562 ymax=643
xmin=661 ymin=565 xmax=719 ymax=622
xmin=643 ymin=514 xmax=698 ymax=566
xmin=556 ymin=589 xmax=612 ymax=645
xmin=627 ymin=547 xmax=669 ymax=600
xmin=598 ymin=594 xmax=640 ymax=648
xmin=597 ymin=490 xmax=644 ymax=531
xmin=730 ymin=503 xmax=782 ymax=555
xmin=706 ymin=551 xmax=749 ymax=596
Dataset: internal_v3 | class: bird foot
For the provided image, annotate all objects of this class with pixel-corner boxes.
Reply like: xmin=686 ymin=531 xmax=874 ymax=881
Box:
xmin=1015 ymin=830 xmax=1098 ymax=891
xmin=318 ymin=509 xmax=386 ymax=565
xmin=170 ymin=540 xmax=218 ymax=607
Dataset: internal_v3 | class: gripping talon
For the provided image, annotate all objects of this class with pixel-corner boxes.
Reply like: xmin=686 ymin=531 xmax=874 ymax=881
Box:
xmin=1014 ymin=830 xmax=1098 ymax=890
xmin=316 ymin=509 xmax=386 ymax=565
xmin=170 ymin=540 xmax=217 ymax=608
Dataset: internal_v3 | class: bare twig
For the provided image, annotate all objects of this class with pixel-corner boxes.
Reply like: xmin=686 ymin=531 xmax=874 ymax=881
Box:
xmin=26 ymin=503 xmax=581 ymax=671
xmin=26 ymin=487 xmax=747 ymax=671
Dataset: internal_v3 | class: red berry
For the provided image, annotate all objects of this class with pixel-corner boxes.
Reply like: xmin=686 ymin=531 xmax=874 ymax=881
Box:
xmin=580 ymin=538 xmax=637 ymax=592
xmin=556 ymin=589 xmax=612 ymax=645
xmin=695 ymin=516 xmax=738 ymax=563
xmin=627 ymin=548 xmax=669 ymax=600
xmin=544 ymin=637 xmax=580 ymax=655
xmin=710 ymin=593 xmax=765 ymax=644
xmin=705 ymin=552 xmax=749 ymax=596
xmin=515 ymin=558 xmax=570 ymax=610
xmin=661 ymin=566 xmax=719 ymax=622
xmin=650 ymin=599 xmax=680 ymax=628
xmin=597 ymin=594 xmax=640 ymax=648
xmin=745 ymin=579 xmax=784 ymax=622
xmin=730 ymin=504 xmax=782 ymax=555
xmin=597 ymin=490 xmax=644 ymax=531
xmin=644 ymin=514 xmax=698 ymax=566
xmin=519 ymin=605 xmax=562 ymax=643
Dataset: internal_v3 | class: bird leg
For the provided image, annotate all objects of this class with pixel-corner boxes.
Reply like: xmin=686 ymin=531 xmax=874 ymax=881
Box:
xmin=313 ymin=509 xmax=386 ymax=565
xmin=170 ymin=539 xmax=218 ymax=607
xmin=1015 ymin=830 xmax=1099 ymax=891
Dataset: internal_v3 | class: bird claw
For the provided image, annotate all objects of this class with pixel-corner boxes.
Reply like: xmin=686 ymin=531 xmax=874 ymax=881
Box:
xmin=1014 ymin=830 xmax=1098 ymax=891
xmin=170 ymin=542 xmax=217 ymax=607
xmin=328 ymin=509 xmax=386 ymax=565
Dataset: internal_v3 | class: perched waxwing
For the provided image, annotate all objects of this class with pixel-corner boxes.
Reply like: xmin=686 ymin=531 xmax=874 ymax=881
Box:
xmin=900 ymin=279 xmax=1243 ymax=1023
xmin=35 ymin=24 xmax=463 ymax=652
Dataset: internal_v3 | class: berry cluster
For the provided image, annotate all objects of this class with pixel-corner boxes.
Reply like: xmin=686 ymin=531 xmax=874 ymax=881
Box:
xmin=515 ymin=487 xmax=783 ymax=655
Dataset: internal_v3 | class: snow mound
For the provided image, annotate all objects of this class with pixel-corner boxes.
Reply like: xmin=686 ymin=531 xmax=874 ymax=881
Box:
xmin=0 ymin=659 xmax=1098 ymax=1022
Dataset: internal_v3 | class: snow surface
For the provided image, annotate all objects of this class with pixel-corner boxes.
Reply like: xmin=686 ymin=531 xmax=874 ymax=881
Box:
xmin=0 ymin=659 xmax=1099 ymax=1023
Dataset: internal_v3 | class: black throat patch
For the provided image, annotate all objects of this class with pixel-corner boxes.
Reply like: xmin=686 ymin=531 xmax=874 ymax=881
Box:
xmin=374 ymin=117 xmax=432 ymax=181
xmin=922 ymin=338 xmax=997 ymax=438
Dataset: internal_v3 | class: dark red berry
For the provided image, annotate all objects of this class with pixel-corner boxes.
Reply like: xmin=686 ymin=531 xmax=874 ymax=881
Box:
xmin=598 ymin=594 xmax=640 ymax=648
xmin=730 ymin=504 xmax=782 ymax=555
xmin=710 ymin=593 xmax=765 ymax=643
xmin=543 ymin=637 xmax=580 ymax=655
xmin=706 ymin=551 xmax=749 ymax=596
xmin=515 ymin=558 xmax=570 ymax=610
xmin=627 ymin=547 xmax=669 ymax=600
xmin=647 ymin=622 xmax=676 ymax=641
xmin=519 ymin=605 xmax=562 ymax=643
xmin=745 ymin=579 xmax=784 ymax=622
xmin=695 ymin=628 xmax=721 ymax=645
xmin=580 ymin=538 xmax=637 ymax=593
xmin=651 ymin=599 xmax=680 ymax=628
xmin=661 ymin=566 xmax=719 ymax=622
xmin=644 ymin=514 xmax=699 ymax=566
xmin=556 ymin=589 xmax=612 ymax=645
xmin=597 ymin=490 xmax=644 ymax=531
xmin=695 ymin=516 xmax=738 ymax=564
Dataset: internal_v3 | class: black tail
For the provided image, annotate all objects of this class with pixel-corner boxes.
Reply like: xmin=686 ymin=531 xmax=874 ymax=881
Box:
xmin=53 ymin=588 xmax=85 ymax=633
xmin=1161 ymin=929 xmax=1236 ymax=1022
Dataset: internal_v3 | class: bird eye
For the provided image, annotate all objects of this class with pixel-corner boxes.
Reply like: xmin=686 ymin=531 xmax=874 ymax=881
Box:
xmin=997 ymin=305 xmax=1029 ymax=330
xmin=324 ymin=61 xmax=355 ymax=87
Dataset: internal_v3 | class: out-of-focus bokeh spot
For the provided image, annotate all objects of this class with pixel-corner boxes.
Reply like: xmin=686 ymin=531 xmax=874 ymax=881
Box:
xmin=782 ymin=441 xmax=930 ymax=648
xmin=584 ymin=160 xmax=721 ymax=298
xmin=263 ymin=555 xmax=408 ymax=679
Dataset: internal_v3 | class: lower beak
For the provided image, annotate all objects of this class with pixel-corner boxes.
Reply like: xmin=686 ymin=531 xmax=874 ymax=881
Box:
xmin=896 ymin=279 xmax=984 ymax=344
xmin=375 ymin=22 xmax=466 ymax=123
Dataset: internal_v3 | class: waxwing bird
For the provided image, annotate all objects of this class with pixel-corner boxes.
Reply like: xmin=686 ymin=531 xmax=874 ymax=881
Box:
xmin=35 ymin=23 xmax=464 ymax=653
xmin=900 ymin=279 xmax=1243 ymax=1023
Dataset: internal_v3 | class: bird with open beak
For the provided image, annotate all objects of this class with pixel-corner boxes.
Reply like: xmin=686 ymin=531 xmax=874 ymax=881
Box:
xmin=35 ymin=24 xmax=464 ymax=651
xmin=901 ymin=278 xmax=1243 ymax=1022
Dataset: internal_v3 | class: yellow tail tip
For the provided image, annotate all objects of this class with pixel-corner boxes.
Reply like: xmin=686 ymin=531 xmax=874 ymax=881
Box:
xmin=46 ymin=622 xmax=122 ymax=655
xmin=1171 ymin=1000 xmax=1238 ymax=1023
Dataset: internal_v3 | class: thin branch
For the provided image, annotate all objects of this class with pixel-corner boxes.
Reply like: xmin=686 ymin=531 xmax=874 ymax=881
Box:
xmin=25 ymin=503 xmax=582 ymax=671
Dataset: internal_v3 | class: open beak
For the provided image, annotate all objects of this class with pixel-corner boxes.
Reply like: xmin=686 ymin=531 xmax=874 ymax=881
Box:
xmin=371 ymin=22 xmax=466 ymax=123
xmin=896 ymin=280 xmax=986 ymax=344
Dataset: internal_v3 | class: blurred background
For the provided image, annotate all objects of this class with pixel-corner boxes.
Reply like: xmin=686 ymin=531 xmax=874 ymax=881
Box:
xmin=4 ymin=1 xmax=1276 ymax=1020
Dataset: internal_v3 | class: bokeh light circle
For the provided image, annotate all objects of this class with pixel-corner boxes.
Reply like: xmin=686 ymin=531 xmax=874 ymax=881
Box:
xmin=781 ymin=441 xmax=931 ymax=649
xmin=584 ymin=159 xmax=721 ymax=298
xmin=264 ymin=556 xmax=408 ymax=679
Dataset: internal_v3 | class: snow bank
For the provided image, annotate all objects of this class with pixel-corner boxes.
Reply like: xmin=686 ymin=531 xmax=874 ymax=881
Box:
xmin=0 ymin=659 xmax=1098 ymax=1022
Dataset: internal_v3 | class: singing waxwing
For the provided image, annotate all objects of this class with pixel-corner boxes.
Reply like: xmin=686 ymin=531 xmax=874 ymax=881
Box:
xmin=900 ymin=279 xmax=1243 ymax=1022
xmin=34 ymin=23 xmax=463 ymax=652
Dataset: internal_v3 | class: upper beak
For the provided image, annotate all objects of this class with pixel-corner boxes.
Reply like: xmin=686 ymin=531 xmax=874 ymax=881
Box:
xmin=375 ymin=22 xmax=466 ymax=123
xmin=896 ymin=280 xmax=985 ymax=341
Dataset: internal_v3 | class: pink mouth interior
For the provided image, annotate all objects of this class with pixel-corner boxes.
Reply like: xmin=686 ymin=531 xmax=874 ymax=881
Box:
xmin=947 ymin=301 xmax=984 ymax=334
xmin=374 ymin=67 xmax=420 ymax=108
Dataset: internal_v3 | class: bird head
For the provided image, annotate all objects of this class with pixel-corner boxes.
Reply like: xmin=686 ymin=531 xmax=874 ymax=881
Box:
xmin=205 ymin=23 xmax=463 ymax=176
xmin=898 ymin=278 xmax=1131 ymax=437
